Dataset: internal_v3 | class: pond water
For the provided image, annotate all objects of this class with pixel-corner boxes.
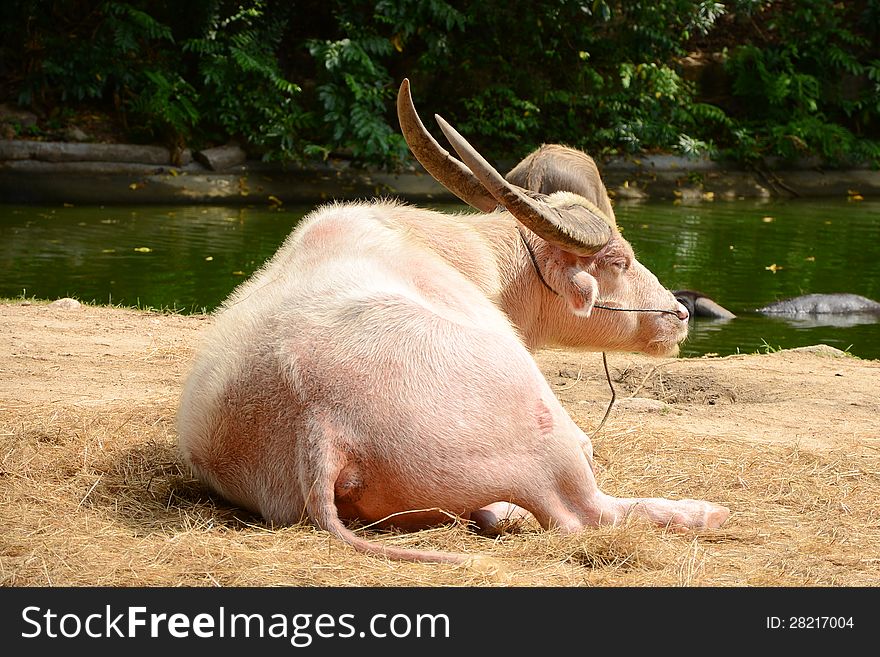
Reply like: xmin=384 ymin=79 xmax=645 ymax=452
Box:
xmin=1 ymin=198 xmax=879 ymax=360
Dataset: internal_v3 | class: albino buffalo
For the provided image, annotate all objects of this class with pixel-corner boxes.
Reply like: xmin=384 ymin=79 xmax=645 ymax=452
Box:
xmin=176 ymin=79 xmax=729 ymax=564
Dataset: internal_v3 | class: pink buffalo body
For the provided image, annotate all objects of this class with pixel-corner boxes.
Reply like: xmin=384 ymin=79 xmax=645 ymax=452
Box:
xmin=176 ymin=81 xmax=729 ymax=564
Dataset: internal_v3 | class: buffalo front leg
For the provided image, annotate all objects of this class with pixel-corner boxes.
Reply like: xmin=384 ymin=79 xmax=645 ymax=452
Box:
xmin=514 ymin=429 xmax=729 ymax=533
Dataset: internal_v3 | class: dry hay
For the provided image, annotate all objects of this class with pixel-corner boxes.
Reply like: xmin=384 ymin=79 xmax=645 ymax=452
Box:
xmin=1 ymin=301 xmax=879 ymax=587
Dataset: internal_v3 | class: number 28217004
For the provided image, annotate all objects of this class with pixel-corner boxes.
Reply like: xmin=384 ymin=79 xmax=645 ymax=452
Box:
xmin=767 ymin=617 xmax=854 ymax=629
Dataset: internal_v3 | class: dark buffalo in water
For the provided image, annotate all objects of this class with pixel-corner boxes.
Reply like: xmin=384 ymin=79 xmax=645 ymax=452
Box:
xmin=672 ymin=290 xmax=736 ymax=320
xmin=673 ymin=290 xmax=880 ymax=327
xmin=757 ymin=293 xmax=880 ymax=315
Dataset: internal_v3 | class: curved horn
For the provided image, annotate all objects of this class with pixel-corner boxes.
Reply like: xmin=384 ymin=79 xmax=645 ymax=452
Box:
xmin=433 ymin=114 xmax=613 ymax=256
xmin=397 ymin=79 xmax=498 ymax=213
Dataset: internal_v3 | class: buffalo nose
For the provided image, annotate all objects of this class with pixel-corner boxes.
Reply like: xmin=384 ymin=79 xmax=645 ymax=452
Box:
xmin=675 ymin=302 xmax=690 ymax=321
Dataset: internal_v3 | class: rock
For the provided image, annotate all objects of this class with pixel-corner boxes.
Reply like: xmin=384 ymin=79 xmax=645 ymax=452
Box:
xmin=175 ymin=148 xmax=193 ymax=167
xmin=64 ymin=127 xmax=90 ymax=142
xmin=0 ymin=103 xmax=38 ymax=127
xmin=0 ymin=140 xmax=174 ymax=164
xmin=49 ymin=298 xmax=82 ymax=310
xmin=675 ymin=186 xmax=705 ymax=201
xmin=194 ymin=144 xmax=247 ymax=171
xmin=783 ymin=345 xmax=848 ymax=357
xmin=614 ymin=183 xmax=648 ymax=200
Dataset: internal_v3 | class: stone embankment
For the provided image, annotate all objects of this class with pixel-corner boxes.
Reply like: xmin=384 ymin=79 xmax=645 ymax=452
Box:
xmin=1 ymin=138 xmax=878 ymax=206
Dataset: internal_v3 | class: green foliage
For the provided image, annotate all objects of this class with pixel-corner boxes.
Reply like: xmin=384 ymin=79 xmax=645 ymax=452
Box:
xmin=307 ymin=36 xmax=407 ymax=165
xmin=457 ymin=88 xmax=541 ymax=150
xmin=129 ymin=71 xmax=200 ymax=144
xmin=304 ymin=0 xmax=470 ymax=166
xmin=2 ymin=0 xmax=305 ymax=156
xmin=1 ymin=0 xmax=877 ymax=167
xmin=720 ymin=0 xmax=880 ymax=164
xmin=11 ymin=1 xmax=171 ymax=105
xmin=182 ymin=2 xmax=306 ymax=158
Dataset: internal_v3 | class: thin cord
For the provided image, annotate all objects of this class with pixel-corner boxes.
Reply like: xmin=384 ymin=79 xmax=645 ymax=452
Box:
xmin=594 ymin=303 xmax=680 ymax=316
xmin=592 ymin=351 xmax=616 ymax=438
xmin=517 ymin=227 xmax=556 ymax=295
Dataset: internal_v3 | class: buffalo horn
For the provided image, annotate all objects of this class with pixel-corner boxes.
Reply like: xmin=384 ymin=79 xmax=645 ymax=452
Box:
xmin=397 ymin=79 xmax=498 ymax=213
xmin=433 ymin=114 xmax=612 ymax=256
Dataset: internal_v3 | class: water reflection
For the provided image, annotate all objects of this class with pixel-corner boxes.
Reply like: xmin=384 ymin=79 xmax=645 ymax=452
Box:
xmin=0 ymin=204 xmax=306 ymax=312
xmin=757 ymin=313 xmax=880 ymax=329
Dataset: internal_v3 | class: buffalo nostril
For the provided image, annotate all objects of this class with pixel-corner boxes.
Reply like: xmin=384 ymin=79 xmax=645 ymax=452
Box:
xmin=675 ymin=302 xmax=690 ymax=321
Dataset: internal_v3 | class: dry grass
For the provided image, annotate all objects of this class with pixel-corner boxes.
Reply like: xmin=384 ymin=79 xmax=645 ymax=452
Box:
xmin=5 ymin=407 xmax=876 ymax=587
xmin=1 ymin=302 xmax=879 ymax=587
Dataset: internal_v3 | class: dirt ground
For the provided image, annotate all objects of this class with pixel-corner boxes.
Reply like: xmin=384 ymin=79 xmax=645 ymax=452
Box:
xmin=1 ymin=299 xmax=879 ymax=587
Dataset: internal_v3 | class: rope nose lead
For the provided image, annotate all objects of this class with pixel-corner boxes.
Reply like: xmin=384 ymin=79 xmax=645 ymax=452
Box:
xmin=593 ymin=303 xmax=682 ymax=316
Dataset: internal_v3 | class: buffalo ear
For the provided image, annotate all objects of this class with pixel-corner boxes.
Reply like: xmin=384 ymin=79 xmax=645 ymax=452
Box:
xmin=540 ymin=244 xmax=600 ymax=316
xmin=560 ymin=269 xmax=599 ymax=317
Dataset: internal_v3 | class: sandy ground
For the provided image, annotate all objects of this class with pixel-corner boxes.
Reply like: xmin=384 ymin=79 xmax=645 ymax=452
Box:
xmin=1 ymin=299 xmax=879 ymax=586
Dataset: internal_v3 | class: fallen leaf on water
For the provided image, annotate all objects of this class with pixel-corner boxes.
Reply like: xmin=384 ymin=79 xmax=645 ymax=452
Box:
xmin=133 ymin=247 xmax=152 ymax=253
xmin=205 ymin=256 xmax=213 ymax=261
xmin=765 ymin=263 xmax=782 ymax=273
xmin=101 ymin=249 xmax=116 ymax=254
xmin=762 ymin=216 xmax=774 ymax=222
xmin=805 ymin=256 xmax=816 ymax=262
xmin=232 ymin=270 xmax=246 ymax=276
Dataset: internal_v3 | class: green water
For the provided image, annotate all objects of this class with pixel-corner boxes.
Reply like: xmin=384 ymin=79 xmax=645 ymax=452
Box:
xmin=1 ymin=199 xmax=879 ymax=359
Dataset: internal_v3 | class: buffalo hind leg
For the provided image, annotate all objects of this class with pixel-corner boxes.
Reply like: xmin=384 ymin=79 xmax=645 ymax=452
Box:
xmin=469 ymin=502 xmax=534 ymax=534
